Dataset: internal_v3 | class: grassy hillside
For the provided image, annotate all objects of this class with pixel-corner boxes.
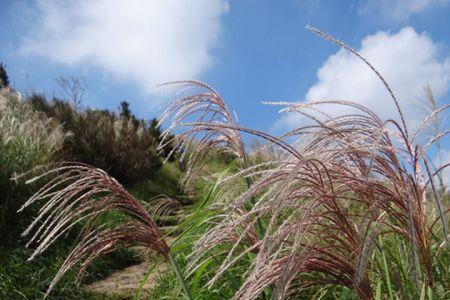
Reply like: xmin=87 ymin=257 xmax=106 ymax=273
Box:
xmin=0 ymin=87 xmax=184 ymax=299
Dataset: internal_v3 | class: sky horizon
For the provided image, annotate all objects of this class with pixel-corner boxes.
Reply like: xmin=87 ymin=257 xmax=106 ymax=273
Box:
xmin=1 ymin=1 xmax=449 ymax=151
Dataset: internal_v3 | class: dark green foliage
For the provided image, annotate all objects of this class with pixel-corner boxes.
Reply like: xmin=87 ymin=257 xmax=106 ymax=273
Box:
xmin=0 ymin=63 xmax=9 ymax=88
xmin=129 ymin=161 xmax=186 ymax=203
xmin=64 ymin=108 xmax=162 ymax=184
xmin=0 ymin=240 xmax=138 ymax=300
xmin=119 ymin=100 xmax=132 ymax=119
xmin=28 ymin=94 xmax=175 ymax=184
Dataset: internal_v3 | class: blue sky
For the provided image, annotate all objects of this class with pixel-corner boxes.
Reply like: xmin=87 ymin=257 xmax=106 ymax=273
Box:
xmin=1 ymin=1 xmax=449 ymax=144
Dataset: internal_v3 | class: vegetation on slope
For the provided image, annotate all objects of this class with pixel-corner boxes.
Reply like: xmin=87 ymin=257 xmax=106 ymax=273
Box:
xmin=0 ymin=64 xmax=182 ymax=299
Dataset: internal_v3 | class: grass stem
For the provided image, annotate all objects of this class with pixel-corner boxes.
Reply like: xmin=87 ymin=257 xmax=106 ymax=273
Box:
xmin=168 ymin=250 xmax=192 ymax=300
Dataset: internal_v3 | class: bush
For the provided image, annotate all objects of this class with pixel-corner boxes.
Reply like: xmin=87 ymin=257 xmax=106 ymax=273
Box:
xmin=28 ymin=95 xmax=174 ymax=184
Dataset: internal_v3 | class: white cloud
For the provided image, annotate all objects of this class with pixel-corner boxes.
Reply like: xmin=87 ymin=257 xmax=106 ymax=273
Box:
xmin=21 ymin=0 xmax=228 ymax=98
xmin=359 ymin=0 xmax=449 ymax=22
xmin=275 ymin=27 xmax=450 ymax=131
xmin=434 ymin=149 xmax=450 ymax=188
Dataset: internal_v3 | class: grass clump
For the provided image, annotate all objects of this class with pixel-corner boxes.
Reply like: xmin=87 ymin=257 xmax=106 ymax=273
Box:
xmin=0 ymin=89 xmax=64 ymax=244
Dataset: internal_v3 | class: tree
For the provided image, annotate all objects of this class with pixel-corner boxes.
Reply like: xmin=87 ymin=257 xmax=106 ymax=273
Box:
xmin=56 ymin=76 xmax=87 ymax=109
xmin=120 ymin=101 xmax=132 ymax=119
xmin=0 ymin=63 xmax=10 ymax=88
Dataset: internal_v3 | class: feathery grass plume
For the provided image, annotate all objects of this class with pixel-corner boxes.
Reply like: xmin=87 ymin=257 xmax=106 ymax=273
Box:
xmin=263 ymin=96 xmax=447 ymax=291
xmin=17 ymin=163 xmax=172 ymax=298
xmin=144 ymin=194 xmax=182 ymax=227
xmin=414 ymin=85 xmax=449 ymax=194
xmin=283 ymin=26 xmax=448 ymax=285
xmin=158 ymin=80 xmax=245 ymax=187
xmin=165 ymin=95 xmax=383 ymax=299
xmin=145 ymin=194 xmax=182 ymax=218
xmin=305 ymin=25 xmax=408 ymax=139
xmin=1 ymin=89 xmax=65 ymax=243
xmin=0 ymin=90 xmax=65 ymax=161
xmin=198 ymin=152 xmax=379 ymax=299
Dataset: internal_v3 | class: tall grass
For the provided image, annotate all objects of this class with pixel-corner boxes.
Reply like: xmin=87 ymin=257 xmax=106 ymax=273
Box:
xmin=16 ymin=163 xmax=191 ymax=299
xmin=18 ymin=27 xmax=449 ymax=299
xmin=0 ymin=89 xmax=64 ymax=244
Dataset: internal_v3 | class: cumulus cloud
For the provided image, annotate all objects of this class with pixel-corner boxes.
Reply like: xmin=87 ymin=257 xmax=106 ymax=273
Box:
xmin=275 ymin=27 xmax=450 ymax=131
xmin=21 ymin=0 xmax=228 ymax=97
xmin=434 ymin=149 xmax=450 ymax=188
xmin=359 ymin=0 xmax=449 ymax=22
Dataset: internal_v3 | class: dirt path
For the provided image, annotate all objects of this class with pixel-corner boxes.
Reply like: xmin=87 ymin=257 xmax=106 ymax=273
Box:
xmin=84 ymin=226 xmax=180 ymax=298
xmin=84 ymin=243 xmax=173 ymax=298
xmin=84 ymin=257 xmax=169 ymax=297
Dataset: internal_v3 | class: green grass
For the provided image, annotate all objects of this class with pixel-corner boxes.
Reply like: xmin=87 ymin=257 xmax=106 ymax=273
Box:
xmin=129 ymin=161 xmax=184 ymax=202
xmin=0 ymin=239 xmax=138 ymax=300
xmin=144 ymin=163 xmax=252 ymax=299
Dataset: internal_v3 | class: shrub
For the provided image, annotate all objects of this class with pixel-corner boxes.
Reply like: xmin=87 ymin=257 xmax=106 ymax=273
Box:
xmin=28 ymin=95 xmax=173 ymax=185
